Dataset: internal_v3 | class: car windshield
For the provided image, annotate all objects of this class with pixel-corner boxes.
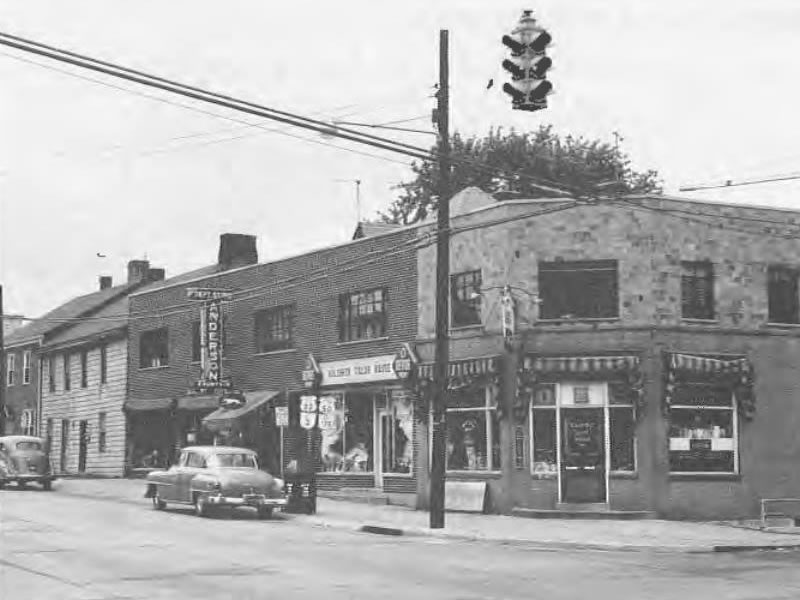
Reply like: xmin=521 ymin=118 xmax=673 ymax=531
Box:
xmin=16 ymin=441 xmax=42 ymax=451
xmin=208 ymin=453 xmax=257 ymax=469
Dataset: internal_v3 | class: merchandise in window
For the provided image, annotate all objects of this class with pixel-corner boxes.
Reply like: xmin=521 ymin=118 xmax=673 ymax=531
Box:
xmin=317 ymin=392 xmax=374 ymax=473
xmin=450 ymin=270 xmax=482 ymax=327
xmin=668 ymin=383 xmax=737 ymax=473
xmin=381 ymin=392 xmax=414 ymax=474
xmin=446 ymin=388 xmax=500 ymax=472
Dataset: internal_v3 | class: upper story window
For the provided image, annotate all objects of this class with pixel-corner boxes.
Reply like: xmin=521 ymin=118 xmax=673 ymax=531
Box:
xmin=63 ymin=353 xmax=71 ymax=391
xmin=140 ymin=328 xmax=169 ymax=368
xmin=338 ymin=288 xmax=387 ymax=342
xmin=100 ymin=344 xmax=107 ymax=384
xmin=22 ymin=350 xmax=31 ymax=385
xmin=80 ymin=350 xmax=88 ymax=388
xmin=538 ymin=260 xmax=618 ymax=320
xmin=48 ymin=355 xmax=56 ymax=392
xmin=255 ymin=305 xmax=295 ymax=353
xmin=450 ymin=270 xmax=482 ymax=328
xmin=768 ymin=265 xmax=799 ymax=324
xmin=6 ymin=353 xmax=15 ymax=386
xmin=681 ymin=261 xmax=715 ymax=320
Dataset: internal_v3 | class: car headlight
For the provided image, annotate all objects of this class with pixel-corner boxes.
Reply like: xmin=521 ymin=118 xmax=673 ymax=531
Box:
xmin=272 ymin=478 xmax=285 ymax=491
xmin=209 ymin=481 xmax=222 ymax=492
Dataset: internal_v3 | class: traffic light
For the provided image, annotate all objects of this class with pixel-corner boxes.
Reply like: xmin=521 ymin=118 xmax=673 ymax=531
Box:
xmin=501 ymin=10 xmax=553 ymax=112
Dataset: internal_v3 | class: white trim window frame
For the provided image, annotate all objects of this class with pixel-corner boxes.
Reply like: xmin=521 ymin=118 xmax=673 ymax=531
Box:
xmin=22 ymin=350 xmax=31 ymax=385
xmin=6 ymin=353 xmax=15 ymax=386
xmin=443 ymin=386 xmax=500 ymax=474
xmin=667 ymin=386 xmax=739 ymax=475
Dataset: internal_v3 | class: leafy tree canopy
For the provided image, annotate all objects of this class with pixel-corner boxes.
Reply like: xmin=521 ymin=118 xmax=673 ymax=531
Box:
xmin=382 ymin=125 xmax=661 ymax=224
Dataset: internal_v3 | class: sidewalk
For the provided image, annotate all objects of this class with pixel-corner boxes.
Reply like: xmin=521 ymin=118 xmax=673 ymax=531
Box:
xmin=51 ymin=477 xmax=800 ymax=553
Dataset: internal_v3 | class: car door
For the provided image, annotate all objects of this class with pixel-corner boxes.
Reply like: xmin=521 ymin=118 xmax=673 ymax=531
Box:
xmin=176 ymin=451 xmax=206 ymax=502
xmin=160 ymin=450 xmax=188 ymax=502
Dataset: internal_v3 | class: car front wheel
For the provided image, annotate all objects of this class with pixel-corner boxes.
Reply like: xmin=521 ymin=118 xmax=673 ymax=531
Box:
xmin=152 ymin=494 xmax=166 ymax=510
xmin=257 ymin=506 xmax=274 ymax=520
xmin=42 ymin=480 xmax=52 ymax=491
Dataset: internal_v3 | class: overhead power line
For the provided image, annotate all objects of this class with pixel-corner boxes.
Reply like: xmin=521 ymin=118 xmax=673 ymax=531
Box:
xmin=0 ymin=30 xmax=579 ymax=197
xmin=679 ymin=172 xmax=800 ymax=192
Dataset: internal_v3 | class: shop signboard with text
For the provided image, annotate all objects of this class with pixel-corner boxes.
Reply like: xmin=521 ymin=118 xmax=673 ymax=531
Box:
xmin=187 ymin=287 xmax=232 ymax=392
xmin=318 ymin=355 xmax=398 ymax=386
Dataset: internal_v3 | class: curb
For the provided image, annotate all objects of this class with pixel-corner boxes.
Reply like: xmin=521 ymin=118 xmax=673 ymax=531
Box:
xmin=47 ymin=486 xmax=800 ymax=554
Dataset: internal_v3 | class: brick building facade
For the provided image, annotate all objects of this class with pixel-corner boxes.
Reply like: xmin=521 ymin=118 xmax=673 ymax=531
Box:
xmin=125 ymin=229 xmax=420 ymax=502
xmin=412 ymin=188 xmax=800 ymax=520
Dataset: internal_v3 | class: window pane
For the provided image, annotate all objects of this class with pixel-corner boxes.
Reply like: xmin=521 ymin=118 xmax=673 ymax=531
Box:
xmin=610 ymin=407 xmax=635 ymax=471
xmin=768 ymin=266 xmax=799 ymax=324
xmin=448 ymin=387 xmax=486 ymax=409
xmin=681 ymin=261 xmax=715 ymax=320
xmin=671 ymin=383 xmax=732 ymax=407
xmin=539 ymin=261 xmax=618 ymax=319
xmin=532 ymin=384 xmax=556 ymax=406
xmin=668 ymin=407 xmax=735 ymax=472
xmin=451 ymin=270 xmax=482 ymax=327
xmin=532 ymin=409 xmax=557 ymax=474
xmin=344 ymin=393 xmax=373 ymax=472
xmin=318 ymin=394 xmax=345 ymax=473
xmin=339 ymin=288 xmax=387 ymax=342
xmin=383 ymin=392 xmax=414 ymax=474
xmin=447 ymin=410 xmax=488 ymax=471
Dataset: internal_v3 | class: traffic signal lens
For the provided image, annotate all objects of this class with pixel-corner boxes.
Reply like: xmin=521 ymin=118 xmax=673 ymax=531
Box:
xmin=501 ymin=34 xmax=525 ymax=56
xmin=529 ymin=80 xmax=553 ymax=101
xmin=529 ymin=31 xmax=552 ymax=53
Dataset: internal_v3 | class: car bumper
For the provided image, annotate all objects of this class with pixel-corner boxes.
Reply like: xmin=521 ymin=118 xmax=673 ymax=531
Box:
xmin=3 ymin=473 xmax=55 ymax=483
xmin=207 ymin=494 xmax=288 ymax=508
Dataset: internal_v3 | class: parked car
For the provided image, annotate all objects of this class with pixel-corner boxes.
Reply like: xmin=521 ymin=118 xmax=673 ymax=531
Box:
xmin=145 ymin=446 xmax=287 ymax=518
xmin=0 ymin=435 xmax=56 ymax=490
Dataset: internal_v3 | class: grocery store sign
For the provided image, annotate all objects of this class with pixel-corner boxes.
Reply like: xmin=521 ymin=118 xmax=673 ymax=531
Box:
xmin=319 ymin=355 xmax=397 ymax=386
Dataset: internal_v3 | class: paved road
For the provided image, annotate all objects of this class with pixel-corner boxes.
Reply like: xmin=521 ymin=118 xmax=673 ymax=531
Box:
xmin=2 ymin=487 xmax=799 ymax=600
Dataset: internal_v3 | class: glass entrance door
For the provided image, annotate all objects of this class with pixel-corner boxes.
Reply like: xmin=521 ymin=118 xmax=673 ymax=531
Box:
xmin=375 ymin=390 xmax=414 ymax=488
xmin=560 ymin=407 xmax=607 ymax=503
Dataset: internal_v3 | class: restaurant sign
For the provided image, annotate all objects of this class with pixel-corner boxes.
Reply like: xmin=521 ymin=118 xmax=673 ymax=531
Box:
xmin=188 ymin=287 xmax=232 ymax=392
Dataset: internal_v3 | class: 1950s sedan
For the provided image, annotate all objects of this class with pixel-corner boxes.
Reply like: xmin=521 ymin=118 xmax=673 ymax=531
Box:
xmin=0 ymin=435 xmax=56 ymax=490
xmin=145 ymin=446 xmax=287 ymax=518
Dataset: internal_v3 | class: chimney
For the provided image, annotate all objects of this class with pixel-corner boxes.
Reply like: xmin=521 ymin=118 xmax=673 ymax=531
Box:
xmin=146 ymin=267 xmax=166 ymax=283
xmin=99 ymin=275 xmax=113 ymax=290
xmin=218 ymin=233 xmax=258 ymax=271
xmin=127 ymin=259 xmax=151 ymax=283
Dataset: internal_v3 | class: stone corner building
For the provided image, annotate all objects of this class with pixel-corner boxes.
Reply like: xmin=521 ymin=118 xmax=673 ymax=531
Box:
xmin=412 ymin=189 xmax=800 ymax=520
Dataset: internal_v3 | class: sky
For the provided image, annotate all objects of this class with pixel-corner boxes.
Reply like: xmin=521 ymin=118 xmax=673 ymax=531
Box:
xmin=1 ymin=1 xmax=800 ymax=317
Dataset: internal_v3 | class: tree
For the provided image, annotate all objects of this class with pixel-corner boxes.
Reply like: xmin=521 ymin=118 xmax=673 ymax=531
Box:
xmin=382 ymin=125 xmax=662 ymax=224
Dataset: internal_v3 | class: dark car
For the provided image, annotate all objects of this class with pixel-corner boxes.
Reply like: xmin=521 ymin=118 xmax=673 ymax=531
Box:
xmin=0 ymin=435 xmax=56 ymax=490
xmin=145 ymin=446 xmax=287 ymax=518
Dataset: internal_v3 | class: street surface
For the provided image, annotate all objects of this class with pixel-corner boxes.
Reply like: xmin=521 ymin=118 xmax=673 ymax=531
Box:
xmin=1 ymin=487 xmax=799 ymax=600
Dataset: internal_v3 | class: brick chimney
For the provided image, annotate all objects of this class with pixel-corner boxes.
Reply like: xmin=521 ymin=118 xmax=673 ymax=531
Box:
xmin=127 ymin=259 xmax=151 ymax=283
xmin=99 ymin=275 xmax=113 ymax=290
xmin=218 ymin=234 xmax=258 ymax=271
xmin=146 ymin=267 xmax=166 ymax=282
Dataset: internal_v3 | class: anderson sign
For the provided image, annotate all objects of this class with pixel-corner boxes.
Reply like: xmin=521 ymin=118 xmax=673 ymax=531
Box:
xmin=319 ymin=355 xmax=398 ymax=386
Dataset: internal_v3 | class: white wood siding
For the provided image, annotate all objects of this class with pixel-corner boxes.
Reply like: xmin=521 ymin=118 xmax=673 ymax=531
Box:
xmin=41 ymin=340 xmax=127 ymax=477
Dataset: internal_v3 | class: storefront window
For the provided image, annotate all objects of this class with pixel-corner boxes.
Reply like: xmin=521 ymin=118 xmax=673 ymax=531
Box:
xmin=317 ymin=391 xmax=374 ymax=473
xmin=531 ymin=384 xmax=557 ymax=475
xmin=381 ymin=392 xmax=414 ymax=474
xmin=446 ymin=387 xmax=500 ymax=472
xmin=668 ymin=383 xmax=737 ymax=473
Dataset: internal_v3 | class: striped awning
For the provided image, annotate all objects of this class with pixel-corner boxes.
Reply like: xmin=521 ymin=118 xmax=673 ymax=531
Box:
xmin=417 ymin=356 xmax=501 ymax=381
xmin=523 ymin=355 xmax=640 ymax=374
xmin=669 ymin=353 xmax=751 ymax=375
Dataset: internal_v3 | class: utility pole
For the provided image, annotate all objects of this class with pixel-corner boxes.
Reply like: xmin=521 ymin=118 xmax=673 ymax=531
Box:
xmin=429 ymin=29 xmax=451 ymax=530
xmin=0 ymin=285 xmax=6 ymax=434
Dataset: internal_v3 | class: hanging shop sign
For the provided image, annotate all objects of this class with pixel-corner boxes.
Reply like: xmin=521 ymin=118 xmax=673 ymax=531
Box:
xmin=188 ymin=287 xmax=233 ymax=392
xmin=302 ymin=354 xmax=322 ymax=389
xmin=318 ymin=355 xmax=397 ymax=386
xmin=392 ymin=343 xmax=418 ymax=382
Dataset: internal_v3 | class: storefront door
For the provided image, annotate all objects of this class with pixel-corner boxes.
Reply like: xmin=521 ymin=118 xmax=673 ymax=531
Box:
xmin=559 ymin=407 xmax=607 ymax=504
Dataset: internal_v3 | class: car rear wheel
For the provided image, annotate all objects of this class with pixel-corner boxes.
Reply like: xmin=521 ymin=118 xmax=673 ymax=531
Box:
xmin=257 ymin=506 xmax=274 ymax=520
xmin=42 ymin=480 xmax=52 ymax=491
xmin=194 ymin=494 xmax=213 ymax=518
xmin=17 ymin=480 xmax=27 ymax=490
xmin=152 ymin=494 xmax=166 ymax=510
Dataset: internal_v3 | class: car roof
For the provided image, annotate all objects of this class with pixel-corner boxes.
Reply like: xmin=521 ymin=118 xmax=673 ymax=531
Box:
xmin=0 ymin=435 xmax=44 ymax=445
xmin=180 ymin=445 xmax=256 ymax=455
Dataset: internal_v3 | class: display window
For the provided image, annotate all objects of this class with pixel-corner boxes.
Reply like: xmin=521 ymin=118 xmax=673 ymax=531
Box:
xmin=445 ymin=387 xmax=500 ymax=472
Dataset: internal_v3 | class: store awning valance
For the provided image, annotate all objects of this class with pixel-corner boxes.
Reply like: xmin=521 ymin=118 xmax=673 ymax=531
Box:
xmin=522 ymin=355 xmax=640 ymax=374
xmin=176 ymin=394 xmax=220 ymax=411
xmin=668 ymin=353 xmax=751 ymax=375
xmin=202 ymin=390 xmax=281 ymax=432
xmin=123 ymin=397 xmax=174 ymax=412
xmin=664 ymin=352 xmax=755 ymax=419
xmin=417 ymin=356 xmax=501 ymax=382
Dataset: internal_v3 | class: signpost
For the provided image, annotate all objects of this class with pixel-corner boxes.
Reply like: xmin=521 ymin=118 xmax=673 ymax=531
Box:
xmin=275 ymin=406 xmax=289 ymax=477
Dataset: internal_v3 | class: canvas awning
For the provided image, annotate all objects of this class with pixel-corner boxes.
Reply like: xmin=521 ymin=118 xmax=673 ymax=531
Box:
xmin=176 ymin=394 xmax=220 ymax=411
xmin=202 ymin=390 xmax=281 ymax=432
xmin=522 ymin=355 xmax=640 ymax=374
xmin=668 ymin=353 xmax=751 ymax=375
xmin=123 ymin=397 xmax=174 ymax=412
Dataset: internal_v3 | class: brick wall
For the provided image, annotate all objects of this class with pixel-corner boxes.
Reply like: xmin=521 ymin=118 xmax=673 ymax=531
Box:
xmin=3 ymin=342 xmax=39 ymax=435
xmin=41 ymin=337 xmax=127 ymax=477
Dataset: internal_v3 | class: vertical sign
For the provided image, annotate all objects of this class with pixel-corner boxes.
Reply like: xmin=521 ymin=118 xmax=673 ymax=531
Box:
xmin=187 ymin=288 xmax=232 ymax=392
